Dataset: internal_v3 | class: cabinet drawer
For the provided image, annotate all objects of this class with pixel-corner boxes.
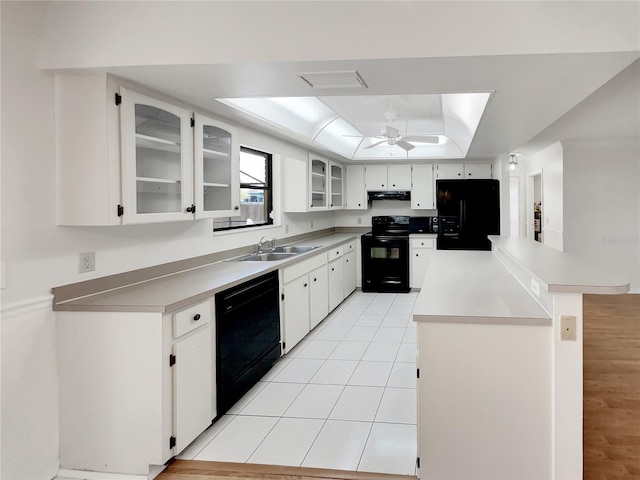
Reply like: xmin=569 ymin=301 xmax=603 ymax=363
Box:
xmin=343 ymin=240 xmax=356 ymax=254
xmin=411 ymin=238 xmax=435 ymax=249
xmin=282 ymin=253 xmax=326 ymax=283
xmin=327 ymin=245 xmax=344 ymax=262
xmin=174 ymin=300 xmax=211 ymax=338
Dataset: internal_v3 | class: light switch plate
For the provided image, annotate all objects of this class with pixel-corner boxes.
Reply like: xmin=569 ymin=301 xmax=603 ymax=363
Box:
xmin=560 ymin=315 xmax=577 ymax=341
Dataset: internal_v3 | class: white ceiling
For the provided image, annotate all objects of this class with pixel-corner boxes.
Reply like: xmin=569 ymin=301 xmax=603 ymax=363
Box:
xmin=106 ymin=52 xmax=639 ymax=162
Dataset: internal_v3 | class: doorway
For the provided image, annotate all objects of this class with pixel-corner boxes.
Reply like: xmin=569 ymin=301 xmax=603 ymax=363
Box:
xmin=527 ymin=172 xmax=543 ymax=243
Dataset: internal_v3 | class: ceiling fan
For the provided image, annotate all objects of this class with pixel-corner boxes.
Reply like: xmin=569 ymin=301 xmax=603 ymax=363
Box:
xmin=361 ymin=112 xmax=439 ymax=152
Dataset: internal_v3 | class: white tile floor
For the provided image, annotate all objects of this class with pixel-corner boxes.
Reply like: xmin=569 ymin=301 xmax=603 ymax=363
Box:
xmin=178 ymin=291 xmax=418 ymax=476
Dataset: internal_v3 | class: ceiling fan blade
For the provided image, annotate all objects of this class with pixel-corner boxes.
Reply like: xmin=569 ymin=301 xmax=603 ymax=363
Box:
xmin=402 ymin=135 xmax=439 ymax=144
xmin=385 ymin=125 xmax=400 ymax=138
xmin=363 ymin=139 xmax=388 ymax=150
xmin=396 ymin=140 xmax=415 ymax=151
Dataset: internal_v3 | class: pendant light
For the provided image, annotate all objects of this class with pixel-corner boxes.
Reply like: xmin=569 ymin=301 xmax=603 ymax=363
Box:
xmin=508 ymin=153 xmax=519 ymax=171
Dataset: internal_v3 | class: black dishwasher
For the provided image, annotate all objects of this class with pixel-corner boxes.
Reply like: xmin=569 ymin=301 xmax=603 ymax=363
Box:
xmin=215 ymin=271 xmax=281 ymax=416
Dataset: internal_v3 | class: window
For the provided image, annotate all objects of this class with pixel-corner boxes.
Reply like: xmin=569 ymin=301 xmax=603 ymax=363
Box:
xmin=213 ymin=147 xmax=273 ymax=231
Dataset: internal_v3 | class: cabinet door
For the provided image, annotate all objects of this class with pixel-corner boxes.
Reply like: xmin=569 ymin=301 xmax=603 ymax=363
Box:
xmin=283 ymin=275 xmax=310 ymax=352
xmin=388 ymin=164 xmax=412 ymax=189
xmin=309 ymin=265 xmax=329 ymax=330
xmin=345 ymin=165 xmax=367 ymax=209
xmin=464 ymin=163 xmax=492 ymax=179
xmin=435 ymin=163 xmax=464 ymax=180
xmin=174 ymin=325 xmax=213 ymax=453
xmin=365 ymin=164 xmax=388 ymax=190
xmin=410 ymin=238 xmax=434 ymax=289
xmin=411 ymin=164 xmax=435 ymax=210
xmin=329 ymin=162 xmax=344 ymax=209
xmin=282 ymin=156 xmax=309 ymax=213
xmin=309 ymin=155 xmax=328 ymax=210
xmin=194 ymin=114 xmax=240 ymax=218
xmin=120 ymin=88 xmax=194 ymax=224
xmin=343 ymin=250 xmax=357 ymax=298
xmin=328 ymin=258 xmax=344 ymax=312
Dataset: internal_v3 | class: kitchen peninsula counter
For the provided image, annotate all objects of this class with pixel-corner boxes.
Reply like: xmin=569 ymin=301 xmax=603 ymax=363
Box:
xmin=413 ymin=236 xmax=629 ymax=480
xmin=53 ymin=233 xmax=359 ymax=314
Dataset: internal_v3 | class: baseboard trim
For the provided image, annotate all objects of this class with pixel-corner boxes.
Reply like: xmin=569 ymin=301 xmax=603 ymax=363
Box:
xmin=56 ymin=468 xmax=149 ymax=480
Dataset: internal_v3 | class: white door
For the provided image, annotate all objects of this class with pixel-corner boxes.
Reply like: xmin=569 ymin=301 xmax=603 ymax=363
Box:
xmin=283 ymin=275 xmax=310 ymax=351
xmin=174 ymin=325 xmax=213 ymax=453
xmin=309 ymin=265 xmax=329 ymax=330
xmin=120 ymin=88 xmax=194 ymax=224
xmin=194 ymin=114 xmax=240 ymax=219
xmin=411 ymin=164 xmax=435 ymax=209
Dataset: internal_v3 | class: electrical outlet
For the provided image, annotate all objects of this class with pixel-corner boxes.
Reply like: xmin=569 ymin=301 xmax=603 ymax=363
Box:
xmin=530 ymin=278 xmax=540 ymax=297
xmin=560 ymin=315 xmax=577 ymax=341
xmin=285 ymin=224 xmax=289 ymax=234
xmin=79 ymin=251 xmax=95 ymax=273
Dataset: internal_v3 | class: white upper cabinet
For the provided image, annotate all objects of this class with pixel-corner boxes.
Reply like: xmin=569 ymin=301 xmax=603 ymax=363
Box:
xmin=464 ymin=163 xmax=492 ymax=179
xmin=435 ymin=163 xmax=464 ymax=179
xmin=194 ymin=114 xmax=240 ymax=218
xmin=283 ymin=154 xmax=337 ymax=212
xmin=411 ymin=164 xmax=435 ymax=210
xmin=120 ymin=88 xmax=194 ymax=224
xmin=329 ymin=162 xmax=344 ymax=210
xmin=55 ymin=73 xmax=241 ymax=225
xmin=345 ymin=165 xmax=367 ymax=210
xmin=309 ymin=155 xmax=329 ymax=210
xmin=387 ymin=164 xmax=412 ymax=189
xmin=435 ymin=163 xmax=492 ymax=180
xmin=365 ymin=164 xmax=388 ymax=190
xmin=365 ymin=164 xmax=411 ymax=190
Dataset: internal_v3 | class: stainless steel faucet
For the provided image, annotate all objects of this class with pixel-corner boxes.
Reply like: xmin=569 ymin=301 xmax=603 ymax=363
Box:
xmin=257 ymin=236 xmax=276 ymax=253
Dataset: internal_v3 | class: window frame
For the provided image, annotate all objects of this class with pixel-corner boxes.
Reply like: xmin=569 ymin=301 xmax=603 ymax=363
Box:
xmin=213 ymin=146 xmax=274 ymax=232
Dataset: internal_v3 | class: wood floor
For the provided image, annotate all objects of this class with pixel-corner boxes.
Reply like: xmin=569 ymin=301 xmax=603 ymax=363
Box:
xmin=156 ymin=460 xmax=418 ymax=480
xmin=583 ymin=293 xmax=640 ymax=479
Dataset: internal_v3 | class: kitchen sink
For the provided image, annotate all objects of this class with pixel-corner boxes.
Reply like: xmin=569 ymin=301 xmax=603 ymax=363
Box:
xmin=272 ymin=245 xmax=320 ymax=254
xmin=238 ymin=252 xmax=298 ymax=262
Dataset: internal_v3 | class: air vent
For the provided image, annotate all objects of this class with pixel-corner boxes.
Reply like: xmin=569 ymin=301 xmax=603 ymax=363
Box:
xmin=295 ymin=70 xmax=368 ymax=89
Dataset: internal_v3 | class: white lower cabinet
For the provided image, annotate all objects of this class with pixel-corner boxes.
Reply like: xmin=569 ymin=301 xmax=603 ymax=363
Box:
xmin=328 ymin=257 xmax=344 ymax=312
xmin=57 ymin=299 xmax=214 ymax=475
xmin=410 ymin=236 xmax=435 ymax=288
xmin=343 ymin=249 xmax=357 ymax=298
xmin=172 ymin=302 xmax=214 ymax=453
xmin=309 ymin=264 xmax=329 ymax=329
xmin=281 ymin=240 xmax=358 ymax=351
xmin=282 ymin=274 xmax=311 ymax=352
xmin=281 ymin=253 xmax=328 ymax=352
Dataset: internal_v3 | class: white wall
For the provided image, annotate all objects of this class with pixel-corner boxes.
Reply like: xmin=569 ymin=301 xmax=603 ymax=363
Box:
xmin=563 ymin=143 xmax=640 ymax=291
xmin=36 ymin=1 xmax=640 ymax=70
xmin=0 ymin=3 xmax=330 ymax=478
xmin=521 ymin=142 xmax=564 ymax=251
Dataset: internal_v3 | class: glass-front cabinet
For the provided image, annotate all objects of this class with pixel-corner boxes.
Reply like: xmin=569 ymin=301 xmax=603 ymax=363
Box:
xmin=329 ymin=162 xmax=344 ymax=209
xmin=194 ymin=114 xmax=239 ymax=218
xmin=120 ymin=88 xmax=194 ymax=223
xmin=309 ymin=155 xmax=328 ymax=210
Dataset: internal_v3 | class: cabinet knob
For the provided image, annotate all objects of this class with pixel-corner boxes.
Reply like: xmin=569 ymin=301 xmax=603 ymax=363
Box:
xmin=234 ymin=205 xmax=239 ymax=210
xmin=193 ymin=313 xmax=201 ymax=321
xmin=313 ymin=277 xmax=317 ymax=282
xmin=304 ymin=283 xmax=308 ymax=288
xmin=358 ymin=203 xmax=361 ymax=207
xmin=186 ymin=205 xmax=195 ymax=213
xmin=417 ymin=203 xmax=420 ymax=206
xmin=331 ymin=267 xmax=335 ymax=272
xmin=416 ymin=254 xmax=419 ymax=257
xmin=392 ymin=184 xmax=396 ymax=187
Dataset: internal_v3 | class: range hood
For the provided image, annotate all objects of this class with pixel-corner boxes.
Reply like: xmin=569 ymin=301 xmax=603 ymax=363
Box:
xmin=368 ymin=191 xmax=411 ymax=201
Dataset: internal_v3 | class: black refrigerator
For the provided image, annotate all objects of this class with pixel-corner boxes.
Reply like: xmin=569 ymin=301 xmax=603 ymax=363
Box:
xmin=436 ymin=179 xmax=500 ymax=251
